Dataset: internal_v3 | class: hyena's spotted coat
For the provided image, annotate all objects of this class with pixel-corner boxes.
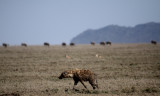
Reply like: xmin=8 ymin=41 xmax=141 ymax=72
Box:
xmin=58 ymin=68 xmax=98 ymax=90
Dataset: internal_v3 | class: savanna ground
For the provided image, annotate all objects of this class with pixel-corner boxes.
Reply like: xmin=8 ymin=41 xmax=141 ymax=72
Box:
xmin=0 ymin=44 xmax=160 ymax=96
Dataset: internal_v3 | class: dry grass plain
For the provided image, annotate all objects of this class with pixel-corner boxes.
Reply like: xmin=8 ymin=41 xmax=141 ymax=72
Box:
xmin=0 ymin=44 xmax=160 ymax=96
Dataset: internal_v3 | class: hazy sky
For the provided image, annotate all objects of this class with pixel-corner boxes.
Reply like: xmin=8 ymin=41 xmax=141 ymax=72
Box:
xmin=0 ymin=0 xmax=160 ymax=45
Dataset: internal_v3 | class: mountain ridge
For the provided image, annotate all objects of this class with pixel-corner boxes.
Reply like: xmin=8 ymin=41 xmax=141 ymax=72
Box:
xmin=71 ymin=22 xmax=160 ymax=44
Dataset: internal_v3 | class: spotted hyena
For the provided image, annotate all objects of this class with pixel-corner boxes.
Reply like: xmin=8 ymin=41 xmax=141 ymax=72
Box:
xmin=58 ymin=68 xmax=98 ymax=90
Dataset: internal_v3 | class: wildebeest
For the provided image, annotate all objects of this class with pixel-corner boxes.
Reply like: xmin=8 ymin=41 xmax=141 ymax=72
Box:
xmin=62 ymin=42 xmax=66 ymax=46
xmin=70 ymin=42 xmax=75 ymax=46
xmin=151 ymin=40 xmax=157 ymax=45
xmin=106 ymin=41 xmax=111 ymax=45
xmin=2 ymin=43 xmax=8 ymax=48
xmin=91 ymin=42 xmax=95 ymax=45
xmin=21 ymin=43 xmax=27 ymax=47
xmin=44 ymin=42 xmax=50 ymax=46
xmin=58 ymin=68 xmax=98 ymax=90
xmin=100 ymin=42 xmax=105 ymax=46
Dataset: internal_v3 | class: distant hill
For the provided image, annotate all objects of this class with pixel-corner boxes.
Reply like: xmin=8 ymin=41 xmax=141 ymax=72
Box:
xmin=71 ymin=22 xmax=160 ymax=44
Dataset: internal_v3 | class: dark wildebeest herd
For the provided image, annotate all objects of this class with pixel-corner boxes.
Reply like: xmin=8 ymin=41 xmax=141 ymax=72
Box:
xmin=2 ymin=43 xmax=8 ymax=48
xmin=151 ymin=40 xmax=157 ymax=45
xmin=44 ymin=42 xmax=50 ymax=46
xmin=99 ymin=41 xmax=111 ymax=46
xmin=1 ymin=40 xmax=158 ymax=48
xmin=70 ymin=42 xmax=75 ymax=46
xmin=91 ymin=42 xmax=95 ymax=45
xmin=21 ymin=43 xmax=27 ymax=47
xmin=62 ymin=42 xmax=66 ymax=46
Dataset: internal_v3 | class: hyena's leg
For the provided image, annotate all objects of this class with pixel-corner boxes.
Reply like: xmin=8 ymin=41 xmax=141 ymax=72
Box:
xmin=74 ymin=73 xmax=88 ymax=89
xmin=94 ymin=74 xmax=99 ymax=89
xmin=89 ymin=81 xmax=96 ymax=89
xmin=94 ymin=79 xmax=99 ymax=89
xmin=95 ymin=83 xmax=99 ymax=89
xmin=73 ymin=80 xmax=79 ymax=89
xmin=80 ymin=80 xmax=88 ymax=89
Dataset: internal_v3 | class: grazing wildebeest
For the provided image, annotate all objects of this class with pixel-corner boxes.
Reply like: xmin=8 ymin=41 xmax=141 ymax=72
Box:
xmin=2 ymin=43 xmax=8 ymax=48
xmin=100 ymin=42 xmax=105 ymax=46
xmin=151 ymin=40 xmax=157 ymax=45
xmin=106 ymin=41 xmax=111 ymax=45
xmin=44 ymin=42 xmax=50 ymax=46
xmin=70 ymin=42 xmax=75 ymax=46
xmin=59 ymin=68 xmax=98 ymax=90
xmin=62 ymin=42 xmax=66 ymax=46
xmin=91 ymin=42 xmax=95 ymax=45
xmin=21 ymin=43 xmax=27 ymax=47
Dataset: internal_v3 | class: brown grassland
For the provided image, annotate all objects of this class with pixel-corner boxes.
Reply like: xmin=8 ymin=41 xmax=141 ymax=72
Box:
xmin=0 ymin=44 xmax=160 ymax=96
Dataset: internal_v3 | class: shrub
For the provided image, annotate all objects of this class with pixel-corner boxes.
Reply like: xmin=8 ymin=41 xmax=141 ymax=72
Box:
xmin=142 ymin=87 xmax=158 ymax=93
xmin=121 ymin=87 xmax=136 ymax=93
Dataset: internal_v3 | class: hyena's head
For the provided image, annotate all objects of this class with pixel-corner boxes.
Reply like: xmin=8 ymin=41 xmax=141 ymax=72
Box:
xmin=58 ymin=71 xmax=74 ymax=79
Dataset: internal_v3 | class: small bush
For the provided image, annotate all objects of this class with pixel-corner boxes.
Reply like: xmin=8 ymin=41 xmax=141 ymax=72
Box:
xmin=43 ymin=89 xmax=59 ymax=94
xmin=121 ymin=87 xmax=136 ymax=93
xmin=142 ymin=87 xmax=158 ymax=93
xmin=50 ymin=88 xmax=59 ymax=93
